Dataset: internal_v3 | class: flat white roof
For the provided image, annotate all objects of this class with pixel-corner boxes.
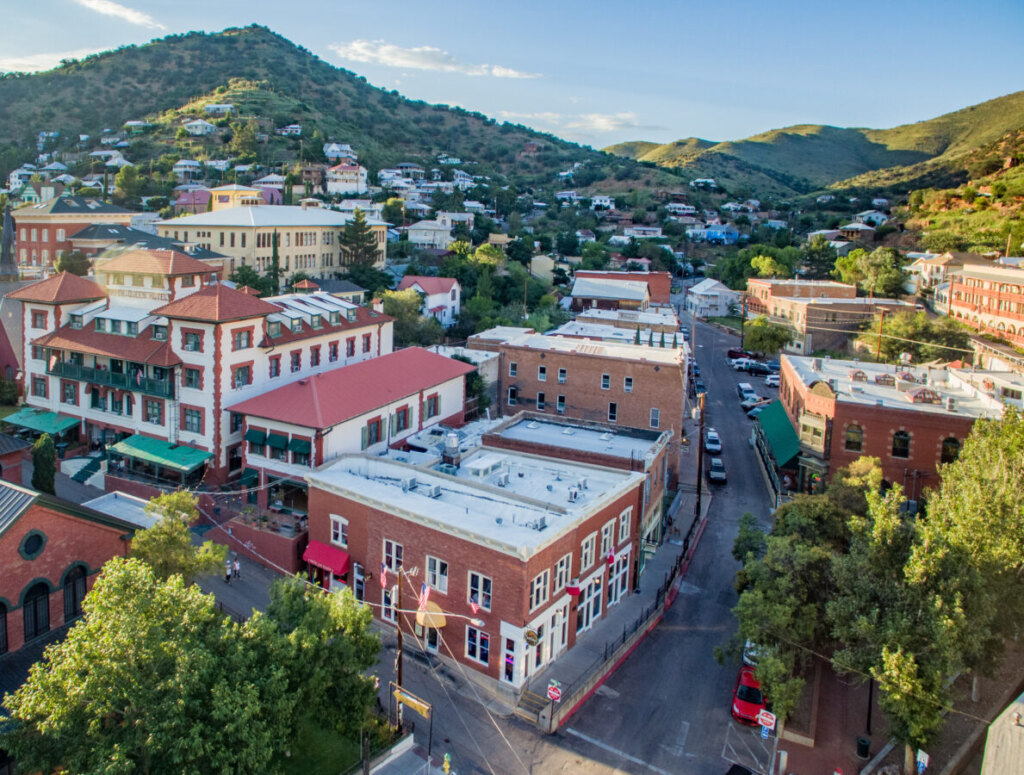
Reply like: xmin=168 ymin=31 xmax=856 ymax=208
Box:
xmin=425 ymin=344 xmax=499 ymax=366
xmin=551 ymin=321 xmax=684 ymax=347
xmin=82 ymin=491 xmax=158 ymax=529
xmin=159 ymin=205 xmax=386 ymax=229
xmin=308 ymin=448 xmax=641 ymax=558
xmin=500 ymin=332 xmax=686 ymax=366
xmin=571 ymin=277 xmax=649 ymax=301
xmin=494 ymin=417 xmax=667 ymax=464
xmin=575 ymin=307 xmax=681 ymax=326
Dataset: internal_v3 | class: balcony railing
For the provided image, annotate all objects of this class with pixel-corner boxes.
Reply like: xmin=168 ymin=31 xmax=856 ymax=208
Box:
xmin=47 ymin=362 xmax=175 ymax=399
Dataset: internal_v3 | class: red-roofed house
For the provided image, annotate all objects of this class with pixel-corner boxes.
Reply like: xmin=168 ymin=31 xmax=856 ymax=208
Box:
xmin=574 ymin=270 xmax=673 ymax=306
xmin=397 ymin=275 xmax=461 ymax=327
xmin=10 ymin=254 xmax=395 ymax=487
xmin=227 ymin=347 xmax=474 ymax=513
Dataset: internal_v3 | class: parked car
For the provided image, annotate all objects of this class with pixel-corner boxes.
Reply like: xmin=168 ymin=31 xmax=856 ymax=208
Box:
xmin=728 ymin=348 xmax=754 ymax=360
xmin=691 ymin=363 xmax=700 ymax=377
xmin=704 ymin=428 xmax=722 ymax=453
xmin=708 ymin=457 xmax=727 ymax=483
xmin=745 ymin=362 xmax=772 ymax=376
xmin=742 ymin=640 xmax=762 ymax=667
xmin=732 ymin=666 xmax=767 ymax=724
xmin=694 ymin=379 xmax=707 ymax=395
xmin=726 ymin=767 xmax=753 ymax=775
xmin=740 ymin=396 xmax=767 ymax=410
xmin=765 ymin=360 xmax=780 ymax=373
xmin=764 ymin=374 xmax=780 ymax=388
xmin=731 ymin=358 xmax=756 ymax=371
xmin=736 ymin=382 xmax=755 ymax=400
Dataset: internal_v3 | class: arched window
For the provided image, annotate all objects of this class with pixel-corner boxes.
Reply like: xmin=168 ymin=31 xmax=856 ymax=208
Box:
xmin=22 ymin=582 xmax=50 ymax=641
xmin=845 ymin=424 xmax=863 ymax=452
xmin=941 ymin=437 xmax=961 ymax=464
xmin=0 ymin=602 xmax=7 ymax=654
xmin=892 ymin=430 xmax=911 ymax=459
xmin=63 ymin=566 xmax=87 ymax=621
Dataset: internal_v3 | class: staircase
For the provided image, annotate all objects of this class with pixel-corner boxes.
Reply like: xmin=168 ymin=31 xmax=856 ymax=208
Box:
xmin=71 ymin=456 xmax=102 ymax=484
xmin=514 ymin=689 xmax=549 ymax=723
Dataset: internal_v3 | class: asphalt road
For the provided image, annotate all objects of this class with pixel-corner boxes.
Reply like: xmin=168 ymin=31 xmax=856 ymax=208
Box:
xmin=391 ymin=320 xmax=781 ymax=775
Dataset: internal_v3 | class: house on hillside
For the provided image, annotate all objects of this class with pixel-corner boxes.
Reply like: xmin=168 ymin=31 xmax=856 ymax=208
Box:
xmin=855 ymin=210 xmax=889 ymax=226
xmin=397 ymin=275 xmax=462 ymax=327
xmin=184 ymin=119 xmax=217 ymax=137
xmin=172 ymin=159 xmax=202 ymax=182
xmin=838 ymin=222 xmax=875 ymax=242
xmin=204 ymin=104 xmax=234 ymax=116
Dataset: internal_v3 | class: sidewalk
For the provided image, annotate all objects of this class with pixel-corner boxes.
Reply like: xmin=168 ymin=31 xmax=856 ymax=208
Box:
xmin=21 ymin=457 xmax=106 ymax=504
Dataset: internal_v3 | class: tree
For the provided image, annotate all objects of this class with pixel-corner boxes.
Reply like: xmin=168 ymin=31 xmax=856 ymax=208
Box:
xmin=801 ymin=235 xmax=837 ymax=279
xmin=230 ymin=264 xmax=271 ymax=296
xmin=130 ymin=491 xmax=227 ymax=584
xmin=833 ymin=247 xmax=905 ymax=297
xmin=343 ymin=263 xmax=392 ymax=297
xmin=856 ymin=310 xmax=969 ymax=363
xmin=743 ymin=315 xmax=793 ymax=355
xmin=54 ymin=249 xmax=90 ymax=276
xmin=113 ymin=164 xmax=142 ymax=204
xmin=505 ymin=239 xmax=533 ymax=266
xmin=555 ymin=232 xmax=579 ymax=256
xmin=31 ymin=433 xmax=55 ymax=494
xmin=0 ymin=558 xmax=379 ymax=774
xmin=472 ymin=244 xmax=505 ymax=266
xmin=381 ymin=288 xmax=442 ymax=346
xmin=578 ymin=240 xmax=610 ymax=270
xmin=750 ymin=254 xmax=790 ymax=278
xmin=340 ymin=209 xmax=380 ymax=267
xmin=732 ymin=512 xmax=766 ymax=565
xmin=381 ymin=197 xmax=405 ymax=226
xmin=269 ymin=229 xmax=282 ymax=296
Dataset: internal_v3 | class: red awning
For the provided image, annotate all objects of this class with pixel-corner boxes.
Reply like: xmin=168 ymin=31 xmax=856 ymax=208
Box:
xmin=303 ymin=539 xmax=350 ymax=576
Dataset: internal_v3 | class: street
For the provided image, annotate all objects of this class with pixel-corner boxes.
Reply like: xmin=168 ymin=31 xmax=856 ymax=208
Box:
xmin=391 ymin=320 xmax=781 ymax=774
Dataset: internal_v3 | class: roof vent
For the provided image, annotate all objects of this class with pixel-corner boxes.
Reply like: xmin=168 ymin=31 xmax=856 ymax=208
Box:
xmin=496 ymin=471 xmax=509 ymax=487
xmin=811 ymin=358 xmax=822 ymax=371
xmin=946 ymin=396 xmax=958 ymax=412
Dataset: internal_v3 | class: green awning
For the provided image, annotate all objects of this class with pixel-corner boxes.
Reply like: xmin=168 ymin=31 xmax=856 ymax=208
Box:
xmin=288 ymin=438 xmax=311 ymax=454
xmin=267 ymin=433 xmax=288 ymax=450
xmin=3 ymin=408 xmax=79 ymax=435
xmin=239 ymin=468 xmax=259 ymax=486
xmin=110 ymin=435 xmax=212 ymax=473
xmin=756 ymin=401 xmax=800 ymax=467
xmin=244 ymin=428 xmax=266 ymax=444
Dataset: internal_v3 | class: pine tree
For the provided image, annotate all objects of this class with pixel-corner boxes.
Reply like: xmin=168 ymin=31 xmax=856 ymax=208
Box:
xmin=31 ymin=433 xmax=56 ymax=495
xmin=339 ymin=209 xmax=380 ymax=267
xmin=269 ymin=230 xmax=281 ymax=295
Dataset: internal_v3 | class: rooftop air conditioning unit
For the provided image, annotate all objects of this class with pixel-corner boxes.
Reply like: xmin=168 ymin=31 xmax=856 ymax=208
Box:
xmin=811 ymin=358 xmax=822 ymax=371
xmin=827 ymin=378 xmax=838 ymax=392
xmin=496 ymin=472 xmax=510 ymax=487
xmin=535 ymin=516 xmax=548 ymax=530
xmin=400 ymin=477 xmax=416 ymax=492
xmin=419 ymin=483 xmax=441 ymax=498
xmin=578 ymin=477 xmax=588 ymax=490
xmin=946 ymin=397 xmax=957 ymax=412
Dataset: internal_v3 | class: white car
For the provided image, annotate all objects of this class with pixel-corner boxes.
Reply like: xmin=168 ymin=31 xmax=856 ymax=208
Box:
xmin=704 ymin=429 xmax=722 ymax=453
xmin=740 ymin=396 xmax=766 ymax=410
xmin=731 ymin=358 xmax=756 ymax=371
xmin=764 ymin=374 xmax=780 ymax=388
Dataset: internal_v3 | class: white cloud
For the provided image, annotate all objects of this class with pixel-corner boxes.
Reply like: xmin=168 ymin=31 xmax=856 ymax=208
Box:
xmin=72 ymin=0 xmax=165 ymax=29
xmin=0 ymin=48 xmax=104 ymax=73
xmin=564 ymin=112 xmax=645 ymax=133
xmin=499 ymin=111 xmax=565 ymax=123
xmin=329 ymin=40 xmax=540 ymax=79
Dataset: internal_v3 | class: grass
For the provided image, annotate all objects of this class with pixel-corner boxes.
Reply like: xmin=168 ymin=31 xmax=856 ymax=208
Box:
xmin=278 ymin=716 xmax=361 ymax=775
xmin=706 ymin=316 xmax=744 ymax=332
xmin=0 ymin=405 xmax=20 ymax=421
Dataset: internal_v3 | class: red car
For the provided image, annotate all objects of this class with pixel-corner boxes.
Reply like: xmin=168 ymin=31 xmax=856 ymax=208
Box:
xmin=727 ymin=348 xmax=754 ymax=360
xmin=731 ymin=666 xmax=767 ymax=724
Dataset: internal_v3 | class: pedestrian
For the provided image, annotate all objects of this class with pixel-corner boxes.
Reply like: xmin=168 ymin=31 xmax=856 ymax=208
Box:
xmin=225 ymin=556 xmax=232 ymax=584
xmin=232 ymin=556 xmax=241 ymax=580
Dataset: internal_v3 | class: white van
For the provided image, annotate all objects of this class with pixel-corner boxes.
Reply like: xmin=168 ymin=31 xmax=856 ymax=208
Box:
xmin=736 ymin=382 xmax=756 ymax=401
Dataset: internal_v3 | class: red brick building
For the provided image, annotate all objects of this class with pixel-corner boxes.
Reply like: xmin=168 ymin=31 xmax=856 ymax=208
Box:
xmin=12 ymin=197 xmax=134 ymax=268
xmin=305 ymin=416 xmax=669 ymax=700
xmin=777 ymin=355 xmax=1001 ymax=498
xmin=0 ymin=433 xmax=31 ymax=485
xmin=744 ymin=278 xmax=857 ymax=315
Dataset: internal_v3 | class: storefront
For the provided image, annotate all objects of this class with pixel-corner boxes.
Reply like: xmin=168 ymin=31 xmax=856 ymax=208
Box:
xmin=107 ymin=434 xmax=212 ymax=488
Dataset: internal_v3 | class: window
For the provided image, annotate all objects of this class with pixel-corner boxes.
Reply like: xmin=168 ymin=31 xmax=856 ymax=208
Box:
xmin=364 ymin=418 xmax=382 ymax=448
xmin=558 ymin=368 xmax=567 ymax=384
xmin=109 ymin=319 xmax=122 ymax=334
xmin=536 ymin=392 xmax=545 ymax=411
xmin=624 ymin=376 xmax=633 ymax=393
xmin=184 ymin=368 xmax=200 ymax=389
xmin=62 ymin=382 xmax=76 ymax=404
xmin=31 ymin=345 xmax=45 ymax=361
xmin=230 ymin=413 xmax=244 ymax=433
xmin=31 ymin=376 xmax=46 ymax=398
xmin=538 ymin=365 xmax=547 ymax=382
xmin=466 ymin=627 xmax=490 ymax=665
xmin=184 ymin=408 xmax=202 ymax=434
xmin=63 ymin=566 xmax=87 ymax=621
xmin=426 ymin=394 xmax=439 ymax=419
xmin=233 ymin=330 xmax=251 ymax=350
xmin=426 ymin=556 xmax=449 ymax=594
xmin=382 ymin=587 xmax=396 ymax=623
xmin=94 ymin=318 xmax=106 ymax=333
xmin=152 ymin=325 xmax=167 ymax=341
xmin=845 ymin=424 xmax=863 ymax=452
xmin=127 ymin=321 xmax=138 ymax=336
xmin=311 ymin=315 xmax=322 ymax=329
xmin=601 ymin=520 xmax=615 ymax=559
xmin=90 ymin=387 xmax=105 ymax=410
xmin=330 ymin=515 xmax=348 ymax=548
xmin=468 ymin=572 xmax=492 ymax=611
xmin=530 ymin=570 xmax=550 ymax=610
xmin=608 ymin=402 xmax=618 ymax=422
xmin=145 ymin=400 xmax=162 ymax=425
xmin=293 ymin=449 xmax=310 ymax=466
xmin=650 ymin=408 xmax=660 ymax=428
xmin=31 ymin=311 xmax=46 ymax=329
xmin=553 ymin=553 xmax=572 ymax=593
xmin=556 ymin=395 xmax=565 ymax=414
xmin=249 ymin=440 xmax=265 ymax=457
xmin=23 ymin=582 xmax=50 ymax=641
xmin=619 ymin=507 xmax=632 ymax=543
xmin=269 ymin=357 xmax=281 ymax=378
xmin=329 ymin=342 xmax=339 ymax=362
xmin=892 ymin=430 xmax=910 ymax=459
xmin=580 ymin=533 xmax=596 ymax=571
xmin=346 ymin=338 xmax=356 ymax=357
xmin=182 ymin=274 xmax=195 ymax=287
xmin=110 ymin=394 xmax=123 ymax=415
xmin=941 ymin=437 xmax=961 ymax=464
xmin=233 ymin=365 xmax=251 ymax=388
xmin=330 ymin=311 xmax=340 ymax=325
xmin=268 ymin=321 xmax=281 ymax=338
xmin=509 ymin=361 xmax=518 ymax=377
xmin=394 ymin=406 xmax=410 ymax=433
xmin=383 ymin=539 xmax=403 ymax=571
xmin=601 ymin=373 xmax=610 ymax=390
xmin=70 ymin=314 xmax=82 ymax=329
xmin=362 ymin=334 xmax=372 ymax=353
xmin=183 ymin=332 xmax=201 ymax=351
xmin=507 ymin=386 xmax=518 ymax=406
xmin=290 ymin=318 xmax=302 ymax=334
xmin=311 ymin=347 xmax=321 ymax=367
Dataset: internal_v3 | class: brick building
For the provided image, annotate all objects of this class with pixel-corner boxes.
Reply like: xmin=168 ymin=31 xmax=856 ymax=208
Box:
xmin=948 ymin=263 xmax=1024 ymax=350
xmin=574 ymin=270 xmax=673 ymax=305
xmin=776 ymin=355 xmax=1011 ymax=498
xmin=305 ymin=415 xmax=669 ymax=700
xmin=762 ymin=296 xmax=913 ymax=354
xmin=745 ymin=278 xmax=856 ymax=315
xmin=468 ymin=329 xmax=687 ymax=481
xmin=12 ymin=197 xmax=134 ymax=268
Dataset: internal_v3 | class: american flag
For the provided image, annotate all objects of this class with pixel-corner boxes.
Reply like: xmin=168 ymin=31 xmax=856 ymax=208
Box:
xmin=380 ymin=562 xmax=388 ymax=588
xmin=469 ymin=594 xmax=479 ymax=615
xmin=418 ymin=583 xmax=430 ymax=612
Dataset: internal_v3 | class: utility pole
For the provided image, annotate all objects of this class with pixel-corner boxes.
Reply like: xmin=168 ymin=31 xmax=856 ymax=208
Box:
xmin=739 ymin=293 xmax=747 ymax=349
xmin=394 ymin=568 xmax=405 ymax=727
xmin=876 ymin=309 xmax=886 ymax=362
xmin=687 ymin=391 xmax=706 ymax=556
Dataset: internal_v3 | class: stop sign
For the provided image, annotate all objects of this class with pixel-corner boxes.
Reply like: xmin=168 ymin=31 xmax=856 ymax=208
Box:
xmin=547 ymin=684 xmax=562 ymax=702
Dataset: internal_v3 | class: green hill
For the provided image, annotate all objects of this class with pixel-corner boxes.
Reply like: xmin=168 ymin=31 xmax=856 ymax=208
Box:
xmin=605 ymin=91 xmax=1024 ymax=196
xmin=0 ymin=25 xmax=671 ymax=190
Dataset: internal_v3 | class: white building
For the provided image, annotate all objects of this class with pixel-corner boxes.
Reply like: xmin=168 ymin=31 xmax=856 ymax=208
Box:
xmin=397 ymin=275 xmax=462 ymax=327
xmin=184 ymin=119 xmax=217 ymax=137
xmin=172 ymin=159 xmax=202 ymax=182
xmin=685 ymin=278 xmax=740 ymax=318
xmin=406 ymin=220 xmax=453 ymax=249
xmin=326 ymin=163 xmax=368 ymax=195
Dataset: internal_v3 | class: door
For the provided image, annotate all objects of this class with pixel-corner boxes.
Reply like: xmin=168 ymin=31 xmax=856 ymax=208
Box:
xmin=425 ymin=627 xmax=439 ymax=654
xmin=353 ymin=563 xmax=365 ymax=602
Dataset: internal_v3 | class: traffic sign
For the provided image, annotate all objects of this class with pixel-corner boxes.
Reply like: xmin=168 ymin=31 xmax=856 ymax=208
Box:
xmin=917 ymin=749 xmax=929 ymax=773
xmin=756 ymin=709 xmax=777 ymax=730
xmin=761 ymin=724 xmax=769 ymax=739
xmin=547 ymin=684 xmax=562 ymax=702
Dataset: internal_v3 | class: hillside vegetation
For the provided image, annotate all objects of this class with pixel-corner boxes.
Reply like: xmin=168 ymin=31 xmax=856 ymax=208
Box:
xmin=606 ymin=91 xmax=1024 ymax=197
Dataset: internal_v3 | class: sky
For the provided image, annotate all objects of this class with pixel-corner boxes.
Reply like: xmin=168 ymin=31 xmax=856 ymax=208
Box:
xmin=4 ymin=0 xmax=1024 ymax=149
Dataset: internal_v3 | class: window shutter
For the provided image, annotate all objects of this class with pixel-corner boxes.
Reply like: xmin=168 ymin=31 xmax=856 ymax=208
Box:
xmin=360 ymin=426 xmax=368 ymax=450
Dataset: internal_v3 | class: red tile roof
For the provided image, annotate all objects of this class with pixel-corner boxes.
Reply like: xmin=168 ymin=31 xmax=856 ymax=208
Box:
xmin=293 ymin=279 xmax=319 ymax=289
xmin=228 ymin=348 xmax=474 ymax=429
xmin=151 ymin=283 xmax=279 ymax=323
xmin=33 ymin=323 xmax=182 ymax=366
xmin=7 ymin=273 xmax=106 ymax=304
xmin=397 ymin=276 xmax=459 ymax=296
xmin=236 ymin=285 xmax=261 ymax=296
xmin=96 ymin=249 xmax=218 ymax=277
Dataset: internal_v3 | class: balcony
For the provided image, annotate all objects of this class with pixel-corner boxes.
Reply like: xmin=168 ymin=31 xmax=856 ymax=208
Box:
xmin=47 ymin=362 xmax=175 ymax=399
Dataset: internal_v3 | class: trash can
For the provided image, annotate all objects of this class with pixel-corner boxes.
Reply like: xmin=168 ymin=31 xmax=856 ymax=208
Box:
xmin=856 ymin=736 xmax=871 ymax=759
xmin=56 ymin=442 xmax=68 ymax=460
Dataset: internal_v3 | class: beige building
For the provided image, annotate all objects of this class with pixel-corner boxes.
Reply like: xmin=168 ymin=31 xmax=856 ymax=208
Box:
xmin=157 ymin=204 xmax=387 ymax=280
xmin=765 ymin=296 xmax=913 ymax=354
